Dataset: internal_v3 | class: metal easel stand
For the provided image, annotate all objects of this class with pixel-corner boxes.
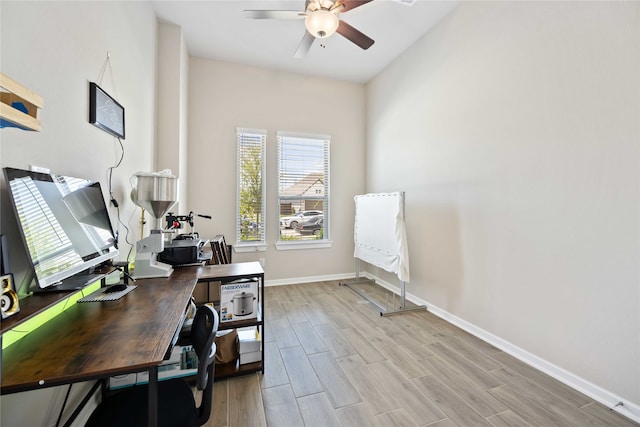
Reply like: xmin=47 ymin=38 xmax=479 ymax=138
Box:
xmin=339 ymin=259 xmax=426 ymax=317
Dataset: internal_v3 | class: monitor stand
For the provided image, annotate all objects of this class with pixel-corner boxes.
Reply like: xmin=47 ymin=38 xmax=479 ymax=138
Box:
xmin=32 ymin=269 xmax=109 ymax=293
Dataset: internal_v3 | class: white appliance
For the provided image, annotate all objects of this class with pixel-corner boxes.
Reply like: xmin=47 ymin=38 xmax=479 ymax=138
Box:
xmin=130 ymin=170 xmax=178 ymax=279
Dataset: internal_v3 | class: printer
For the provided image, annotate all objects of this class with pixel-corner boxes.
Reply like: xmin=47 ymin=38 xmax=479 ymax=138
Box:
xmin=159 ymin=236 xmax=212 ymax=266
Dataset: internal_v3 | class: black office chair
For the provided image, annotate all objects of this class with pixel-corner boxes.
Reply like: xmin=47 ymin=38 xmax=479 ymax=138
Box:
xmin=85 ymin=305 xmax=219 ymax=427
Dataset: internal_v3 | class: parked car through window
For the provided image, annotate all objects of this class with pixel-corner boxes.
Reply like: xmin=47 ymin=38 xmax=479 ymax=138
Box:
xmin=297 ymin=216 xmax=323 ymax=236
xmin=279 ymin=210 xmax=323 ymax=230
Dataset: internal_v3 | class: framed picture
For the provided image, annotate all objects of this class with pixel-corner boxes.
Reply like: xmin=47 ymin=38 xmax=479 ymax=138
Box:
xmin=89 ymin=82 xmax=125 ymax=139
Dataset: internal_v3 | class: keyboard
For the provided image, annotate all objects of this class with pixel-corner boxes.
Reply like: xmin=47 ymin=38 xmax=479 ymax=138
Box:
xmin=77 ymin=285 xmax=137 ymax=303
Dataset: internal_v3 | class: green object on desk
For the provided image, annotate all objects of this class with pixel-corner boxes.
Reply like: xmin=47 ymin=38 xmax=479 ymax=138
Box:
xmin=1 ymin=281 xmax=102 ymax=349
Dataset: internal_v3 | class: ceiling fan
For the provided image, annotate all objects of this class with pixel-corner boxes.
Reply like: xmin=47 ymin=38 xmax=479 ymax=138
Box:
xmin=244 ymin=0 xmax=375 ymax=58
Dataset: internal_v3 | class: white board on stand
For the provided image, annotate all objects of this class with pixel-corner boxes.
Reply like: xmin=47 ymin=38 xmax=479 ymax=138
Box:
xmin=354 ymin=191 xmax=410 ymax=282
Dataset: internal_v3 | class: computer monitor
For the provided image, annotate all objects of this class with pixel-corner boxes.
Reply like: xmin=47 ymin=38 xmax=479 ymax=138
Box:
xmin=3 ymin=167 xmax=119 ymax=290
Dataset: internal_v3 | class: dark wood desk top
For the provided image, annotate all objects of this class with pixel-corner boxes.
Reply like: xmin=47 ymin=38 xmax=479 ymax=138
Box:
xmin=1 ymin=269 xmax=197 ymax=395
xmin=194 ymin=261 xmax=264 ymax=283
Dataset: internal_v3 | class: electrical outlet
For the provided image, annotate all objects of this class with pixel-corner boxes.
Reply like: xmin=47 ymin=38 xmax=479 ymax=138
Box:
xmin=259 ymin=258 xmax=265 ymax=267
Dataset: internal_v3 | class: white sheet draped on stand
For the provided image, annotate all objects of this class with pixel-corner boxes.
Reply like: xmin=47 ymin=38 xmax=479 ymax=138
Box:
xmin=340 ymin=191 xmax=425 ymax=316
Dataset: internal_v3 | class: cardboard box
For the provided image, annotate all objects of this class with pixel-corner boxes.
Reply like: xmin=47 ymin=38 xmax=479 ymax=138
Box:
xmin=192 ymin=280 xmax=221 ymax=304
xmin=238 ymin=327 xmax=261 ymax=354
xmin=239 ymin=351 xmax=261 ymax=365
xmin=220 ymin=279 xmax=258 ymax=322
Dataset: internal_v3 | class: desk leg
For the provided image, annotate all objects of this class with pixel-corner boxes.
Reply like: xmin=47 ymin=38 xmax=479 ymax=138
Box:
xmin=148 ymin=367 xmax=158 ymax=427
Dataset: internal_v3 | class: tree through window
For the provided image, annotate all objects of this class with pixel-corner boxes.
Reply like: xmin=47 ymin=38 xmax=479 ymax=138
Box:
xmin=236 ymin=128 xmax=266 ymax=246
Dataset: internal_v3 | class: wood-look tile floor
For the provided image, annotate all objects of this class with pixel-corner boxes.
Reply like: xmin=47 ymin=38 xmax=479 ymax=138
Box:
xmin=202 ymin=280 xmax=638 ymax=427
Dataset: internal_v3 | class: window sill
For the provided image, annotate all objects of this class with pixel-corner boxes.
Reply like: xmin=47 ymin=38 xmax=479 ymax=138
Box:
xmin=234 ymin=243 xmax=267 ymax=253
xmin=275 ymin=240 xmax=333 ymax=251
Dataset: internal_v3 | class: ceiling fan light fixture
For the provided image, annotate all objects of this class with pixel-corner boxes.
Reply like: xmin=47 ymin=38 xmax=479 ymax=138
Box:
xmin=305 ymin=10 xmax=339 ymax=38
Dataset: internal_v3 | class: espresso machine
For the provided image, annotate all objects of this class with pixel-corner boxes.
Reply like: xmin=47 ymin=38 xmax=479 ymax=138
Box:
xmin=130 ymin=171 xmax=178 ymax=279
xmin=159 ymin=211 xmax=213 ymax=266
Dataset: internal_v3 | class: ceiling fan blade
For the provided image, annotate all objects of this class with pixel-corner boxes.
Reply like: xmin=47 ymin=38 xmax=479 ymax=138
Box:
xmin=334 ymin=0 xmax=373 ymax=13
xmin=336 ymin=20 xmax=375 ymax=50
xmin=294 ymin=31 xmax=316 ymax=58
xmin=243 ymin=10 xmax=305 ymax=19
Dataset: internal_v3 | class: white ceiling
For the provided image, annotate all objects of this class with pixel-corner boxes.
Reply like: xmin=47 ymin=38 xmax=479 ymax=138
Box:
xmin=151 ymin=0 xmax=459 ymax=83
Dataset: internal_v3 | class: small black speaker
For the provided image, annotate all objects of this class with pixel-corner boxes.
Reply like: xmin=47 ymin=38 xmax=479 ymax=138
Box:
xmin=0 ymin=234 xmax=8 ymax=276
xmin=1 ymin=274 xmax=20 ymax=319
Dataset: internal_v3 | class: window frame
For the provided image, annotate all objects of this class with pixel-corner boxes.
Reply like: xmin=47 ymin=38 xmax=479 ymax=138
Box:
xmin=275 ymin=131 xmax=332 ymax=251
xmin=235 ymin=128 xmax=267 ymax=252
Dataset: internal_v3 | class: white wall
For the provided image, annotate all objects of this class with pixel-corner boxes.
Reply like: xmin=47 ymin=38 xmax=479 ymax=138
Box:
xmin=0 ymin=1 xmax=158 ymax=426
xmin=187 ymin=58 xmax=366 ymax=282
xmin=366 ymin=0 xmax=639 ymax=414
xmin=1 ymin=1 xmax=159 ymax=279
xmin=156 ymin=21 xmax=190 ymax=212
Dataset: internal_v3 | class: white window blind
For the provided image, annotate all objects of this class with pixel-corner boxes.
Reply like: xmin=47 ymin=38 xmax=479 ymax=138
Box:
xmin=277 ymin=131 xmax=330 ymax=244
xmin=236 ymin=128 xmax=266 ymax=246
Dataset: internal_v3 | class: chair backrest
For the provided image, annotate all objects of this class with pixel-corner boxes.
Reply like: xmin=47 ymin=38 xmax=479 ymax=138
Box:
xmin=190 ymin=305 xmax=219 ymax=425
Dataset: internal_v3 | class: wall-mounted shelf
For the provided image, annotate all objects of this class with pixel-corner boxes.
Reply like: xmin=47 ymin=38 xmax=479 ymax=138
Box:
xmin=0 ymin=72 xmax=43 ymax=131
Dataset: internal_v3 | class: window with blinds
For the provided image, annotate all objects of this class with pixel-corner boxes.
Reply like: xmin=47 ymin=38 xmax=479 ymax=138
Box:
xmin=277 ymin=132 xmax=330 ymax=243
xmin=236 ymin=128 xmax=266 ymax=246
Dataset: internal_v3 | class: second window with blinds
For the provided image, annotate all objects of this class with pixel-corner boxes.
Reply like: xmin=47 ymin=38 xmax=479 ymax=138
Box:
xmin=277 ymin=131 xmax=331 ymax=249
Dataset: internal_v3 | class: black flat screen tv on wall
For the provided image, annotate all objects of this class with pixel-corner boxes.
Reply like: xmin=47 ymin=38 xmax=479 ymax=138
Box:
xmin=4 ymin=167 xmax=119 ymax=290
xmin=89 ymin=82 xmax=125 ymax=139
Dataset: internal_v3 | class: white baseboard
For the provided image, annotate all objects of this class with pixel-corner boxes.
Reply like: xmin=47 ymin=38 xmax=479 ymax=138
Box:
xmin=425 ymin=302 xmax=640 ymax=424
xmin=349 ymin=272 xmax=640 ymax=424
xmin=265 ymin=272 xmax=355 ymax=287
